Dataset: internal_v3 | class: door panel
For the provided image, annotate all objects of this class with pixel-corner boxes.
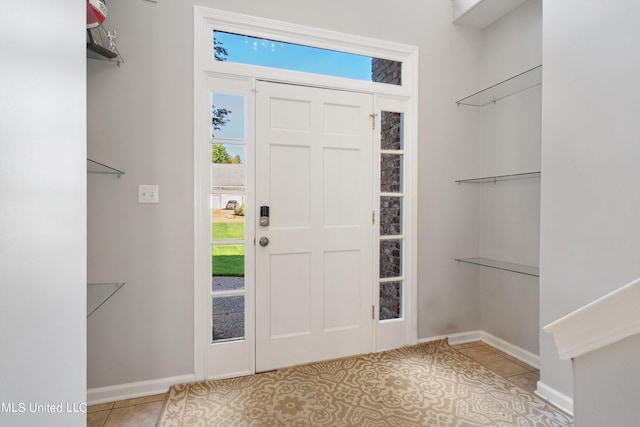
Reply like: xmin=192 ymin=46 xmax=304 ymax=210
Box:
xmin=256 ymin=81 xmax=373 ymax=372
xmin=323 ymin=250 xmax=361 ymax=330
xmin=324 ymin=148 xmax=360 ymax=226
xmin=270 ymin=145 xmax=311 ymax=227
xmin=269 ymin=252 xmax=311 ymax=338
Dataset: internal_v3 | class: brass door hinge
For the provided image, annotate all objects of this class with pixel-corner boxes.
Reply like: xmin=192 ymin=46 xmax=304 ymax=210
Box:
xmin=372 ymin=210 xmax=375 ymax=225
xmin=372 ymin=305 xmax=375 ymax=320
xmin=370 ymin=113 xmax=378 ymax=130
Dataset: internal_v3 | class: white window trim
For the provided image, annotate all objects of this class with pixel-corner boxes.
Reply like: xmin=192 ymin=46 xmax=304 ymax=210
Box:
xmin=194 ymin=6 xmax=418 ymax=380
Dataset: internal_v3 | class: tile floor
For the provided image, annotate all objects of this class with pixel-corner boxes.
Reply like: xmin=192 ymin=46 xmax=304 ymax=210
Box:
xmin=87 ymin=393 xmax=166 ymax=427
xmin=451 ymin=341 xmax=540 ymax=393
xmin=86 ymin=341 xmax=539 ymax=426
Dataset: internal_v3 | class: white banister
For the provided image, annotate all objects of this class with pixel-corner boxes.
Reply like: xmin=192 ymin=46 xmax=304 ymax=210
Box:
xmin=544 ymin=276 xmax=640 ymax=360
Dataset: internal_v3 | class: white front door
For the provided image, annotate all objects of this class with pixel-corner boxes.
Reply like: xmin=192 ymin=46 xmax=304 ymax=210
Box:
xmin=255 ymin=81 xmax=374 ymax=372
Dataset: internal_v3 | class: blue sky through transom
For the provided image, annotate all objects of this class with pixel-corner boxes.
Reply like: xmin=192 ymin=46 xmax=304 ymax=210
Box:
xmin=214 ymin=31 xmax=373 ymax=81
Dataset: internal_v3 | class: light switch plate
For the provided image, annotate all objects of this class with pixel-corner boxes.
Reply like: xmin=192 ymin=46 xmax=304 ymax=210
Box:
xmin=138 ymin=185 xmax=159 ymax=203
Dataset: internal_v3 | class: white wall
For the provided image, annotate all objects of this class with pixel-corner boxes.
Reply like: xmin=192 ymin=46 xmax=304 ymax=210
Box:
xmin=417 ymin=5 xmax=482 ymax=339
xmin=540 ymin=0 xmax=640 ymax=402
xmin=573 ymin=334 xmax=640 ymax=427
xmin=477 ymin=0 xmax=542 ymax=355
xmin=0 ymin=1 xmax=86 ymax=425
xmin=87 ymin=0 xmax=482 ymax=392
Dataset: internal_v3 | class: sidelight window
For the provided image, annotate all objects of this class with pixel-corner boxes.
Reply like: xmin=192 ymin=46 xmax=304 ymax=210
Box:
xmin=210 ymin=91 xmax=246 ymax=342
xmin=379 ymin=111 xmax=404 ymax=321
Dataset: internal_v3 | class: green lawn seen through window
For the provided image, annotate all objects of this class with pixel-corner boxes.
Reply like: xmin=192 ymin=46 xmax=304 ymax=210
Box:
xmin=212 ymin=223 xmax=244 ymax=277
xmin=212 ymin=222 xmax=244 ymax=240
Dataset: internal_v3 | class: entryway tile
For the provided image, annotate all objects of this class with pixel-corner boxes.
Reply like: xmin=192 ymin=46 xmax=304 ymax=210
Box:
xmin=457 ymin=345 xmax=530 ymax=377
xmin=87 ymin=402 xmax=115 ymax=413
xmin=112 ymin=393 xmax=167 ymax=408
xmin=450 ymin=341 xmax=484 ymax=350
xmin=87 ymin=409 xmax=110 ymax=427
xmin=507 ymin=371 xmax=540 ymax=393
xmin=484 ymin=346 xmax=536 ymax=371
xmin=103 ymin=400 xmax=165 ymax=427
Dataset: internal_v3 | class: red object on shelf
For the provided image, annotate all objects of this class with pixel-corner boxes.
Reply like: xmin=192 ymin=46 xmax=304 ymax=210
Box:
xmin=86 ymin=0 xmax=107 ymax=29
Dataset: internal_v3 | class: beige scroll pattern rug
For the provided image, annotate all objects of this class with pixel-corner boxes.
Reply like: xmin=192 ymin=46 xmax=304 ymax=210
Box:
xmin=158 ymin=339 xmax=572 ymax=426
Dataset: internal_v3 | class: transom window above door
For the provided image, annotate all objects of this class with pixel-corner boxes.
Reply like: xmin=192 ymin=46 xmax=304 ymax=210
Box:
xmin=213 ymin=30 xmax=402 ymax=85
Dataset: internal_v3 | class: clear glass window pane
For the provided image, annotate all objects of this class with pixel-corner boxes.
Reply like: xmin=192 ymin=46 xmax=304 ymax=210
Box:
xmin=212 ymin=245 xmax=245 ymax=277
xmin=381 ymin=111 xmax=403 ymax=150
xmin=211 ymin=144 xmax=245 ymax=195
xmin=380 ymin=239 xmax=402 ymax=278
xmin=211 ymin=93 xmax=245 ymax=140
xmin=211 ymin=193 xmax=245 ymax=240
xmin=380 ymin=196 xmax=402 ymax=236
xmin=213 ymin=31 xmax=402 ymax=85
xmin=381 ymin=154 xmax=403 ymax=193
xmin=212 ymin=296 xmax=245 ymax=341
xmin=380 ymin=281 xmax=402 ymax=320
xmin=212 ymin=276 xmax=244 ymax=293
xmin=212 ymin=143 xmax=244 ymax=165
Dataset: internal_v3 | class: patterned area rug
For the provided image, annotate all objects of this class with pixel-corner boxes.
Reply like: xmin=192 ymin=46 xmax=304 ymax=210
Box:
xmin=157 ymin=340 xmax=573 ymax=426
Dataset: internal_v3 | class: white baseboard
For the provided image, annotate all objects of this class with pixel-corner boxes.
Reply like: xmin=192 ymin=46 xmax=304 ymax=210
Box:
xmin=418 ymin=329 xmax=483 ymax=345
xmin=87 ymin=373 xmax=196 ymax=405
xmin=420 ymin=330 xmax=539 ymax=369
xmin=477 ymin=331 xmax=540 ymax=369
xmin=536 ymin=380 xmax=574 ymax=416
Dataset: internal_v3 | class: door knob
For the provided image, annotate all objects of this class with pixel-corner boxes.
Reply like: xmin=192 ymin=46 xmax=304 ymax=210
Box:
xmin=259 ymin=237 xmax=269 ymax=247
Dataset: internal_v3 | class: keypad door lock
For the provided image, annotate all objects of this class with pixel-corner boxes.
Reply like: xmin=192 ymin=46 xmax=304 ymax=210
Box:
xmin=260 ymin=206 xmax=270 ymax=227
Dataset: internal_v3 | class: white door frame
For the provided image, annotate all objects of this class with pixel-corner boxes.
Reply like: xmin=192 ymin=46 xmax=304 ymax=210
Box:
xmin=194 ymin=6 xmax=418 ymax=380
